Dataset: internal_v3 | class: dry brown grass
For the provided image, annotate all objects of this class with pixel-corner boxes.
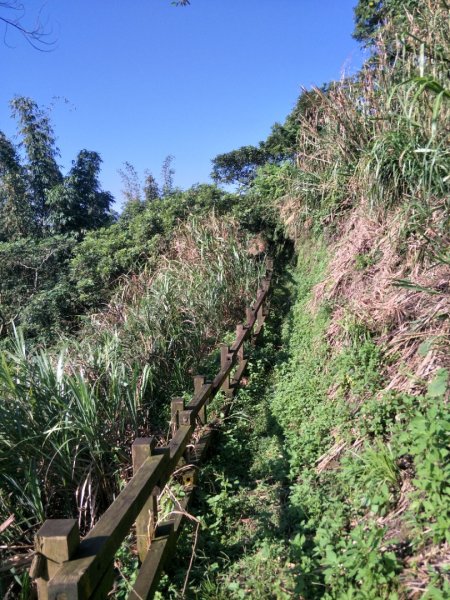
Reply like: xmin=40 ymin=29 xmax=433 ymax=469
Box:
xmin=402 ymin=542 xmax=450 ymax=598
xmin=302 ymin=199 xmax=448 ymax=596
xmin=312 ymin=203 xmax=449 ymax=394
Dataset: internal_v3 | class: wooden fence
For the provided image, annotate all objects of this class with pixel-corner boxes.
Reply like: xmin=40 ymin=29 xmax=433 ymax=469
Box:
xmin=30 ymin=259 xmax=273 ymax=599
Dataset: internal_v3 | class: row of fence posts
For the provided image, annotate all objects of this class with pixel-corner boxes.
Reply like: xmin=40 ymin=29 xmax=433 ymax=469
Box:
xmin=30 ymin=259 xmax=273 ymax=599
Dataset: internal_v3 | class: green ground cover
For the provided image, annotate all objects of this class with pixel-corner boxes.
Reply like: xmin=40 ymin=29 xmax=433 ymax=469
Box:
xmin=157 ymin=238 xmax=449 ymax=599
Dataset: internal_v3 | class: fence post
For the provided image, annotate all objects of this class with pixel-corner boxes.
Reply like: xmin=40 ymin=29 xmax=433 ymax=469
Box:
xmin=255 ymin=305 xmax=265 ymax=335
xmin=32 ymin=519 xmax=79 ymax=600
xmin=236 ymin=324 xmax=246 ymax=363
xmin=220 ymin=344 xmax=233 ymax=398
xmin=193 ymin=375 xmax=207 ymax=424
xmin=132 ymin=437 xmax=158 ymax=562
xmin=171 ymin=397 xmax=185 ymax=436
xmin=231 ymin=324 xmax=248 ymax=389
xmin=254 ymin=279 xmax=270 ymax=336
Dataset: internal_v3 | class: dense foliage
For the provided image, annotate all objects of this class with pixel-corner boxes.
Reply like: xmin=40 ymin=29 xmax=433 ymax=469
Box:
xmin=0 ymin=217 xmax=263 ymax=562
xmin=0 ymin=100 xmax=244 ymax=343
xmin=352 ymin=0 xmax=421 ymax=45
xmin=0 ymin=94 xmax=267 ymax=598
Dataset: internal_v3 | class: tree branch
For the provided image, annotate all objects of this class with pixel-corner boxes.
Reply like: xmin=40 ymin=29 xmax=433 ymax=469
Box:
xmin=0 ymin=1 xmax=55 ymax=50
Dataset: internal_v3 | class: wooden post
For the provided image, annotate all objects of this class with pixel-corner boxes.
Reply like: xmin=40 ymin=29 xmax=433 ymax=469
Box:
xmin=171 ymin=397 xmax=185 ymax=435
xmin=132 ymin=437 xmax=158 ymax=562
xmin=236 ymin=324 xmax=246 ymax=363
xmin=90 ymin=564 xmax=115 ymax=600
xmin=231 ymin=324 xmax=248 ymax=389
xmin=181 ymin=466 xmax=198 ymax=490
xmin=256 ymin=304 xmax=265 ymax=333
xmin=193 ymin=375 xmax=207 ymax=424
xmin=220 ymin=344 xmax=233 ymax=398
xmin=32 ymin=519 xmax=79 ymax=600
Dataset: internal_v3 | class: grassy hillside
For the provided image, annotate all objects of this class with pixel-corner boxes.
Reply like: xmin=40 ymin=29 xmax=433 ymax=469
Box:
xmin=1 ymin=0 xmax=448 ymax=597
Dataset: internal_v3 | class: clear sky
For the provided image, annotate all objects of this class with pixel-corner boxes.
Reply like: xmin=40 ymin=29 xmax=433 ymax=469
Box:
xmin=1 ymin=0 xmax=365 ymax=209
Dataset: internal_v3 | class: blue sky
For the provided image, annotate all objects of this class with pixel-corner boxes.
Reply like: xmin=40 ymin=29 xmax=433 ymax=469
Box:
xmin=1 ymin=0 xmax=365 ymax=208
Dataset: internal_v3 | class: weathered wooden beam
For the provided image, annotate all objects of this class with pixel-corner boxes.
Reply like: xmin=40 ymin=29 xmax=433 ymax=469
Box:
xmin=34 ymin=519 xmax=80 ymax=600
xmin=211 ymin=348 xmax=236 ymax=395
xmin=129 ymin=421 xmax=214 ymax=600
xmin=220 ymin=344 xmax=234 ymax=397
xmin=184 ymin=381 xmax=213 ymax=419
xmin=254 ymin=304 xmax=266 ymax=336
xmin=230 ymin=358 xmax=248 ymax=390
xmin=47 ymin=454 xmax=168 ymax=600
xmin=193 ymin=375 xmax=207 ymax=424
xmin=229 ymin=322 xmax=250 ymax=355
xmin=128 ymin=523 xmax=177 ymax=600
xmin=89 ymin=564 xmax=114 ymax=600
xmin=132 ymin=438 xmax=158 ymax=563
xmin=236 ymin=324 xmax=246 ymax=361
xmin=167 ymin=424 xmax=194 ymax=474
xmin=170 ymin=397 xmax=185 ymax=434
xmin=188 ymin=426 xmax=215 ymax=464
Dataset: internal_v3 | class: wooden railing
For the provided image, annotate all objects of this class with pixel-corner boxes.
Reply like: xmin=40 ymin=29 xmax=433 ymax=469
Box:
xmin=30 ymin=259 xmax=273 ymax=599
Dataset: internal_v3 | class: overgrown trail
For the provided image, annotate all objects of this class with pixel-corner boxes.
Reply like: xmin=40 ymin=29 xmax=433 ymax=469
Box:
xmin=157 ymin=235 xmax=450 ymax=599
xmin=155 ymin=255 xmax=299 ymax=598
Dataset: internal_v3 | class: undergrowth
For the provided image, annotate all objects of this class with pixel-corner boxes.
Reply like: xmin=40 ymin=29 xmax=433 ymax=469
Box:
xmin=0 ymin=215 xmax=263 ymax=591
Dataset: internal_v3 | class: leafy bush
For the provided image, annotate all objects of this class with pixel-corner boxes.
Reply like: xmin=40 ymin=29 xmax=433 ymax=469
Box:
xmin=70 ymin=184 xmax=238 ymax=310
xmin=0 ymin=235 xmax=77 ymax=343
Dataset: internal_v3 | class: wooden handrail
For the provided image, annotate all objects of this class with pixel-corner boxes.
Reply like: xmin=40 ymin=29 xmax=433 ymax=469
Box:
xmin=32 ymin=258 xmax=273 ymax=599
xmin=44 ymin=455 xmax=168 ymax=599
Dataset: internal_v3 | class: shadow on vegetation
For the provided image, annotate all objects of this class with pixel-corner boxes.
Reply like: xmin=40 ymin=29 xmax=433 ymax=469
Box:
xmin=159 ymin=246 xmax=300 ymax=597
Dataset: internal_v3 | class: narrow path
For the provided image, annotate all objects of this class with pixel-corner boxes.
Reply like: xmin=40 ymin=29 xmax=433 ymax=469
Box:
xmin=157 ymin=259 xmax=298 ymax=599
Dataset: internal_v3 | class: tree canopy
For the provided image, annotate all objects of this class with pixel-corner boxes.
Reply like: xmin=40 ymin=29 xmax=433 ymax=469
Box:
xmin=352 ymin=0 xmax=421 ymax=45
xmin=211 ymin=87 xmax=320 ymax=187
xmin=0 ymin=97 xmax=114 ymax=240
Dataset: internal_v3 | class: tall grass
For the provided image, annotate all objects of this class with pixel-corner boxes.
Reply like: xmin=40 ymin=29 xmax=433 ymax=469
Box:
xmin=85 ymin=216 xmax=262 ymax=398
xmin=275 ymin=0 xmax=449 ymax=228
xmin=0 ymin=330 xmax=148 ymax=539
xmin=0 ymin=215 xmax=263 ymax=550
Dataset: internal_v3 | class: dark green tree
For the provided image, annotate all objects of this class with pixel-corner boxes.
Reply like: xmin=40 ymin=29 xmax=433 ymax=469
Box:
xmin=10 ymin=96 xmax=62 ymax=230
xmin=211 ymin=87 xmax=328 ymax=188
xmin=161 ymin=154 xmax=175 ymax=196
xmin=353 ymin=0 xmax=420 ymax=45
xmin=119 ymin=161 xmax=142 ymax=205
xmin=47 ymin=150 xmax=114 ymax=234
xmin=0 ymin=131 xmax=34 ymax=239
xmin=143 ymin=171 xmax=160 ymax=202
xmin=0 ymin=234 xmax=76 ymax=340
xmin=119 ymin=163 xmax=160 ymax=221
xmin=211 ymin=145 xmax=268 ymax=187
xmin=264 ymin=88 xmax=319 ymax=157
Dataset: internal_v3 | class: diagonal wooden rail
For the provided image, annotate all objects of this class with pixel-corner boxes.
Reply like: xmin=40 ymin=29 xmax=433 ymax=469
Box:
xmin=31 ymin=259 xmax=273 ymax=599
